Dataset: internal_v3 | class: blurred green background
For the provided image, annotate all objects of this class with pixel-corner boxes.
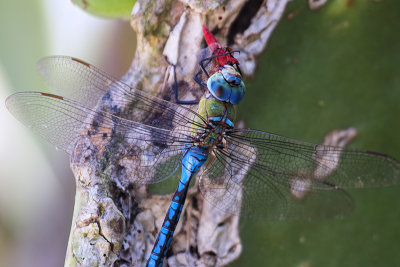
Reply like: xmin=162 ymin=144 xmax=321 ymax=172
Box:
xmin=0 ymin=0 xmax=399 ymax=267
xmin=0 ymin=1 xmax=135 ymax=266
xmin=232 ymin=1 xmax=400 ymax=266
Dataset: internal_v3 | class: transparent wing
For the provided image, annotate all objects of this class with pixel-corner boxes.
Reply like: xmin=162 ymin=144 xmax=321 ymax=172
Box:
xmin=7 ymin=56 xmax=213 ymax=184
xmin=199 ymin=129 xmax=400 ymax=220
xmin=5 ymin=91 xmax=199 ymax=184
xmin=36 ymin=56 xmax=207 ymax=133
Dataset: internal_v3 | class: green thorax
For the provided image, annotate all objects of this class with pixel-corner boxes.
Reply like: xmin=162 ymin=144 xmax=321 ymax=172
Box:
xmin=193 ymin=96 xmax=237 ymax=130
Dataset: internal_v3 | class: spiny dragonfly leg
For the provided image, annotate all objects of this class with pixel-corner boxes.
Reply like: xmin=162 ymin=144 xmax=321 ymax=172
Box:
xmin=194 ymin=69 xmax=207 ymax=88
xmin=224 ymin=48 xmax=243 ymax=76
xmin=199 ymin=50 xmax=241 ymax=76
xmin=205 ymin=150 xmax=216 ymax=169
xmin=164 ymin=56 xmax=200 ymax=105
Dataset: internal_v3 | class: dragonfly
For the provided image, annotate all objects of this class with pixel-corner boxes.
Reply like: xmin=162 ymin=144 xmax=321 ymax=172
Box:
xmin=5 ymin=25 xmax=400 ymax=267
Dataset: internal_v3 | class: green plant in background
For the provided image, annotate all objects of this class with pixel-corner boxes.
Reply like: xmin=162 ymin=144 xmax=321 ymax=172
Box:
xmin=232 ymin=1 xmax=400 ymax=266
xmin=71 ymin=0 xmax=136 ymax=18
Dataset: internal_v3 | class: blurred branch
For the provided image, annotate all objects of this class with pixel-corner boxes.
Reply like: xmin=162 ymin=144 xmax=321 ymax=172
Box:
xmin=71 ymin=0 xmax=136 ymax=18
xmin=64 ymin=0 xmax=291 ymax=266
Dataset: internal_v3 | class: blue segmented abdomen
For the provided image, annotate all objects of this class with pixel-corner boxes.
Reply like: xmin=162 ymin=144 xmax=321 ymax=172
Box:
xmin=147 ymin=144 xmax=209 ymax=267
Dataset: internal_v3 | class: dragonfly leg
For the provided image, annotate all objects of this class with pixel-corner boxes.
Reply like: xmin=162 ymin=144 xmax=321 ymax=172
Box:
xmin=199 ymin=50 xmax=241 ymax=76
xmin=224 ymin=48 xmax=243 ymax=75
xmin=164 ymin=56 xmax=200 ymax=105
xmin=205 ymin=150 xmax=216 ymax=170
xmin=193 ymin=69 xmax=207 ymax=88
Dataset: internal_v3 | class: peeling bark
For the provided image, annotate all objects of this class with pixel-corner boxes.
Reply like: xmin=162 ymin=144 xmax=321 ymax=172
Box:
xmin=64 ymin=0 xmax=292 ymax=266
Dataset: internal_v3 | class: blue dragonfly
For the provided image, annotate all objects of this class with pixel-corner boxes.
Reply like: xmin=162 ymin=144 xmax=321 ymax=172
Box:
xmin=6 ymin=27 xmax=400 ymax=266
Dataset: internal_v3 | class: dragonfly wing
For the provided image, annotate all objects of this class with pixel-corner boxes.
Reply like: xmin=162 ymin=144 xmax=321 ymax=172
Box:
xmin=199 ymin=129 xmax=400 ymax=219
xmin=199 ymin=136 xmax=354 ymax=220
xmin=5 ymin=92 xmax=192 ymax=184
xmin=228 ymin=129 xmax=400 ymax=189
xmin=8 ymin=56 xmax=211 ymax=184
xmin=199 ymin=154 xmax=354 ymax=220
xmin=36 ymin=56 xmax=206 ymax=133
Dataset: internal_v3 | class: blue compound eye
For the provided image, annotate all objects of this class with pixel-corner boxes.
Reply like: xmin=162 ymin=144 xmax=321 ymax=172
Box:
xmin=221 ymin=65 xmax=242 ymax=85
xmin=228 ymin=80 xmax=245 ymax=104
xmin=207 ymin=72 xmax=231 ymax=102
xmin=224 ymin=75 xmax=241 ymax=86
xmin=221 ymin=66 xmax=245 ymax=104
xmin=206 ymin=67 xmax=245 ymax=104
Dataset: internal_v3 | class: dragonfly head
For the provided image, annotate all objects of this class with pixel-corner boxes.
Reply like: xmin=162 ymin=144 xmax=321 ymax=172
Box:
xmin=206 ymin=65 xmax=245 ymax=105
